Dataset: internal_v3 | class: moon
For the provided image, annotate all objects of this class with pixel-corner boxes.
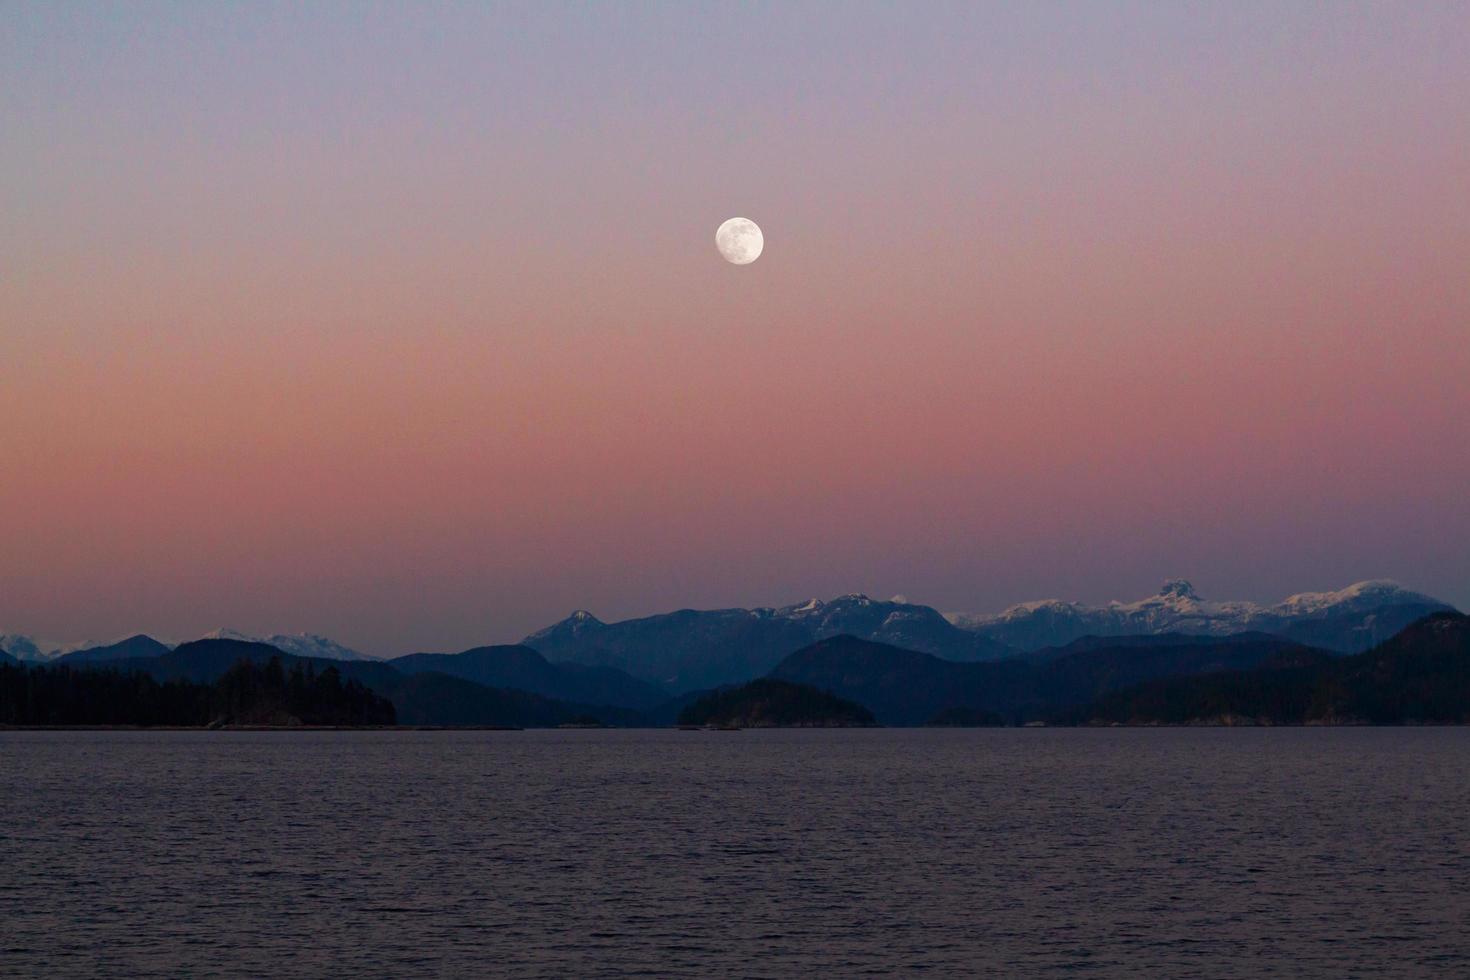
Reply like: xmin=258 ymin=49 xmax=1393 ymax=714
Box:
xmin=716 ymin=217 xmax=763 ymax=265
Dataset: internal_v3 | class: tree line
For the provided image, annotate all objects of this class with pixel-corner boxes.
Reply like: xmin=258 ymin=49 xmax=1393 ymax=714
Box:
xmin=0 ymin=657 xmax=396 ymax=727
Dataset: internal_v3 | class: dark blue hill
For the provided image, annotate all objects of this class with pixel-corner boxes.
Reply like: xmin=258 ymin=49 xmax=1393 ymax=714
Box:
xmin=97 ymin=639 xmax=640 ymax=727
xmin=1069 ymin=613 xmax=1470 ymax=725
xmin=390 ymin=644 xmax=666 ymax=709
xmin=55 ymin=635 xmax=171 ymax=664
xmin=772 ymin=633 xmax=1315 ymax=725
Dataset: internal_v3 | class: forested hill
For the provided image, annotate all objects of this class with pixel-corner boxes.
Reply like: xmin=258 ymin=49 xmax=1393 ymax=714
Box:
xmin=677 ymin=679 xmax=877 ymax=728
xmin=1067 ymin=613 xmax=1470 ymax=725
xmin=96 ymin=638 xmax=647 ymax=727
xmin=0 ymin=657 xmax=396 ymax=727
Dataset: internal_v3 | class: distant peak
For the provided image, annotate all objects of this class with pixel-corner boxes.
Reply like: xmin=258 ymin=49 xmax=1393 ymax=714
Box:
xmin=553 ymin=610 xmax=605 ymax=630
xmin=1338 ymin=579 xmax=1406 ymax=596
xmin=1158 ymin=580 xmax=1198 ymax=600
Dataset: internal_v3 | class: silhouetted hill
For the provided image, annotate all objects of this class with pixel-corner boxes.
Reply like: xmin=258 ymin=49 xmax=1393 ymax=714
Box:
xmin=0 ymin=657 xmax=394 ymax=727
xmin=55 ymin=635 xmax=170 ymax=664
xmin=101 ymin=638 xmax=641 ymax=727
xmin=771 ymin=633 xmax=1313 ymax=725
xmin=524 ymin=594 xmax=1012 ymax=692
xmin=677 ymin=678 xmax=876 ymax=728
xmin=1273 ymin=604 xmax=1453 ymax=654
xmin=925 ymin=706 xmax=1004 ymax=727
xmin=390 ymin=644 xmax=666 ymax=709
xmin=1068 ymin=613 xmax=1470 ymax=725
xmin=1026 ymin=631 xmax=1292 ymax=662
xmin=111 ymin=638 xmax=325 ymax=682
xmin=638 ymin=688 xmax=720 ymax=727
xmin=379 ymin=670 xmax=640 ymax=727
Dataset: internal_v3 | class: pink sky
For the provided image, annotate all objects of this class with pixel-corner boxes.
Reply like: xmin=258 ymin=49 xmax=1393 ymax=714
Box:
xmin=2 ymin=3 xmax=1467 ymax=653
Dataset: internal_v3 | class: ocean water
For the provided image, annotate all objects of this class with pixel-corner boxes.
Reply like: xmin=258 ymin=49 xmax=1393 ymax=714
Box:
xmin=1 ymin=729 xmax=1468 ymax=978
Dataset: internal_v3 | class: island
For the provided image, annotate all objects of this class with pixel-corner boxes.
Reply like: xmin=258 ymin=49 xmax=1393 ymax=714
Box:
xmin=676 ymin=678 xmax=878 ymax=728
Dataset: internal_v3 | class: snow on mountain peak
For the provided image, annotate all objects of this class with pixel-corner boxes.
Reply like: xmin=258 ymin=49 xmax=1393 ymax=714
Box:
xmin=0 ymin=633 xmax=49 ymax=661
xmin=199 ymin=629 xmax=377 ymax=661
xmin=1271 ymin=580 xmax=1422 ymax=616
xmin=947 ymin=578 xmax=1455 ymax=651
xmin=1158 ymin=580 xmax=1198 ymax=600
xmin=525 ymin=610 xmax=606 ymax=642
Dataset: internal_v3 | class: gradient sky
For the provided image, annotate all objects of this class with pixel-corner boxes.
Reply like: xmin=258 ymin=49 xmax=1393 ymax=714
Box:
xmin=3 ymin=1 xmax=1468 ymax=654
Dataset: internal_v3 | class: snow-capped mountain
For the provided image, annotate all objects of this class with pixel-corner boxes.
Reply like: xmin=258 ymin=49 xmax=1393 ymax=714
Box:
xmin=522 ymin=594 xmax=1013 ymax=691
xmin=2 ymin=633 xmax=180 ymax=661
xmin=521 ymin=610 xmax=607 ymax=650
xmin=0 ymin=633 xmax=50 ymax=662
xmin=948 ymin=580 xmax=1455 ymax=653
xmin=771 ymin=593 xmax=1002 ymax=654
xmin=202 ymin=629 xmax=379 ymax=662
xmin=3 ymin=628 xmax=376 ymax=663
xmin=0 ymin=634 xmax=107 ymax=661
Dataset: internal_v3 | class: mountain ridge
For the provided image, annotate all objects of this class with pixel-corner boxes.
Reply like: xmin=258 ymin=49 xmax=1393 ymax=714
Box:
xmin=1066 ymin=612 xmax=1470 ymax=725
xmin=389 ymin=644 xmax=667 ymax=709
xmin=770 ymin=632 xmax=1320 ymax=725
xmin=2 ymin=579 xmax=1455 ymax=667
xmin=947 ymin=579 xmax=1454 ymax=652
xmin=522 ymin=593 xmax=1014 ymax=691
xmin=203 ymin=629 xmax=380 ymax=662
xmin=98 ymin=638 xmax=645 ymax=727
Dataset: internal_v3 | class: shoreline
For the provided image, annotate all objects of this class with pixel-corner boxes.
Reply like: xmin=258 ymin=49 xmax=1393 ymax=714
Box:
xmin=3 ymin=722 xmax=1469 ymax=732
xmin=0 ymin=724 xmax=524 ymax=732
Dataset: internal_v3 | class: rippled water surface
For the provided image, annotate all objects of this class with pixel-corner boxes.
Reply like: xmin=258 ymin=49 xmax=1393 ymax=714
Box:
xmin=2 ymin=729 xmax=1469 ymax=978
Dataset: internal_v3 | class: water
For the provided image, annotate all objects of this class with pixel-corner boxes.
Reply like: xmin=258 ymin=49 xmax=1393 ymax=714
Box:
xmin=2 ymin=729 xmax=1468 ymax=978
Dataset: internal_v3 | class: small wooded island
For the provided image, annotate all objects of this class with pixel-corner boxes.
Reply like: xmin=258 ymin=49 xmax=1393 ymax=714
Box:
xmin=677 ymin=678 xmax=878 ymax=728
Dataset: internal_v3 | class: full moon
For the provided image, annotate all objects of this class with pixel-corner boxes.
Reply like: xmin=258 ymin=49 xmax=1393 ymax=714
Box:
xmin=715 ymin=217 xmax=763 ymax=265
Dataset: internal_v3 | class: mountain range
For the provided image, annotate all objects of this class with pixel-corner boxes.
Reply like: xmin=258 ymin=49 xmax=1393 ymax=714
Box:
xmin=1 ymin=581 xmax=1457 ymax=696
xmin=520 ymin=594 xmax=1013 ymax=690
xmin=388 ymin=645 xmax=669 ymax=708
xmin=89 ymin=639 xmax=647 ymax=727
xmin=947 ymin=580 xmax=1452 ymax=653
xmin=6 ymin=609 xmax=1468 ymax=728
xmin=769 ymin=632 xmax=1315 ymax=725
xmin=54 ymin=635 xmax=171 ymax=664
xmin=202 ymin=630 xmax=379 ymax=661
xmin=0 ymin=628 xmax=381 ymax=664
xmin=1067 ymin=612 xmax=1470 ymax=725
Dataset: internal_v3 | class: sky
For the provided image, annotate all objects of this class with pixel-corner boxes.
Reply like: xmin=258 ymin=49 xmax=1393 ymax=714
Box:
xmin=2 ymin=1 xmax=1468 ymax=654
